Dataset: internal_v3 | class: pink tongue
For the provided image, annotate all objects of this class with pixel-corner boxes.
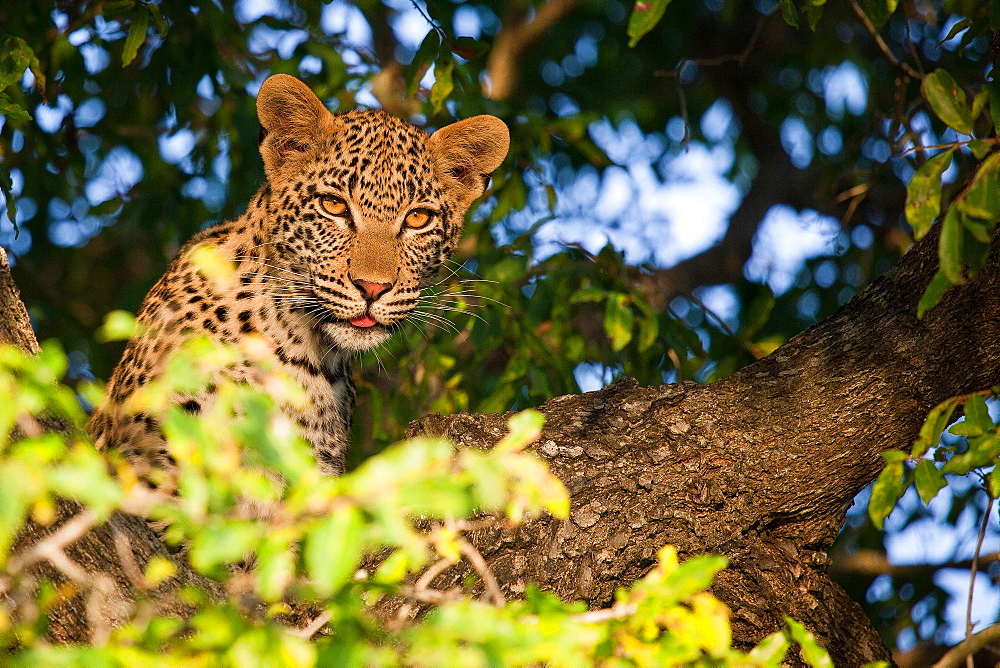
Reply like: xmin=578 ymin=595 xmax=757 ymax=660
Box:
xmin=349 ymin=315 xmax=377 ymax=328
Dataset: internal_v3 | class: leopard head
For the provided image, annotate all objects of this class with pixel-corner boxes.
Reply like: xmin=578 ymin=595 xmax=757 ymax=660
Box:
xmin=255 ymin=74 xmax=509 ymax=352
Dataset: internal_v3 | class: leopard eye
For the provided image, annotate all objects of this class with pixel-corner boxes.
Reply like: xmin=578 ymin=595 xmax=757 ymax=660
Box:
xmin=405 ymin=208 xmax=434 ymax=229
xmin=319 ymin=196 xmax=348 ymax=217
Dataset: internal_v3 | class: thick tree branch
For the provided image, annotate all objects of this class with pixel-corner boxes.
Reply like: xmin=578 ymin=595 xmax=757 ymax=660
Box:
xmin=486 ymin=0 xmax=586 ymax=101
xmin=408 ymin=223 xmax=1000 ymax=666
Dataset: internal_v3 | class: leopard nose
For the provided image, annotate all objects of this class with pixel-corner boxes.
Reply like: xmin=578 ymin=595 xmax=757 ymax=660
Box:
xmin=351 ymin=278 xmax=393 ymax=302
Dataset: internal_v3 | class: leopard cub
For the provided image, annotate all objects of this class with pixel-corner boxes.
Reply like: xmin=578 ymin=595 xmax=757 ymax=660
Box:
xmin=88 ymin=74 xmax=509 ymax=480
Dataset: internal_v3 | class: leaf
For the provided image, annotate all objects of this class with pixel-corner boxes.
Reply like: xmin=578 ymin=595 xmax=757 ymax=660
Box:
xmin=778 ymin=0 xmax=799 ymax=28
xmin=942 ymin=434 xmax=1000 ymax=475
xmin=122 ymin=9 xmax=150 ymax=67
xmin=937 ymin=17 xmax=972 ymax=47
xmin=987 ymin=469 xmax=1000 ymax=498
xmin=145 ymin=556 xmax=177 ymax=585
xmin=0 ymin=92 xmax=30 ymax=122
xmin=912 ymin=395 xmax=959 ymax=457
xmin=922 ymin=69 xmax=974 ymax=135
xmin=305 ymin=506 xmax=364 ymax=595
xmin=604 ymin=294 xmax=634 ymax=351
xmin=627 ymin=0 xmax=672 ymax=48
xmin=448 ymin=36 xmax=488 ymax=59
xmin=0 ymin=37 xmax=31 ymax=90
xmin=955 ymin=152 xmax=1000 ymax=223
xmin=406 ymin=30 xmax=441 ymax=97
xmin=429 ymin=54 xmax=454 ymax=115
xmin=0 ymin=163 xmax=18 ymax=233
xmin=97 ymin=310 xmax=138 ymax=342
xmin=963 ymin=392 xmax=993 ymax=433
xmin=968 ymin=138 xmax=993 ymax=159
xmin=862 ymin=0 xmax=898 ymax=28
xmin=805 ymin=2 xmax=825 ymax=31
xmin=916 ymin=269 xmax=952 ymax=318
xmin=868 ymin=454 xmax=906 ymax=530
xmin=784 ymin=617 xmax=834 ymax=668
xmin=905 ymin=148 xmax=953 ymax=239
xmin=142 ymin=1 xmax=169 ymax=38
xmin=913 ymin=460 xmax=946 ymax=504
xmin=938 ymin=207 xmax=966 ymax=285
xmin=749 ymin=629 xmax=792 ymax=665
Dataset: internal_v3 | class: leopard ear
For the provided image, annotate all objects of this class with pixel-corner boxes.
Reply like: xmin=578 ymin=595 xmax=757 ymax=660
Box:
xmin=427 ymin=115 xmax=509 ymax=208
xmin=256 ymin=74 xmax=334 ymax=177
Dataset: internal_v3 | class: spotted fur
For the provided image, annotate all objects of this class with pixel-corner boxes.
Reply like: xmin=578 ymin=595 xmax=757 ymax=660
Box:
xmin=88 ymin=74 xmax=509 ymax=480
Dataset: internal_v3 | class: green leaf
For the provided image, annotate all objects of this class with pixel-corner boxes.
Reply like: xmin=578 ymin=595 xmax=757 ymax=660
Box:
xmin=97 ymin=310 xmax=138 ymax=342
xmin=0 ymin=163 xmax=18 ymax=233
xmin=805 ymin=2 xmax=825 ymax=31
xmin=955 ymin=152 xmax=1000 ymax=224
xmin=938 ymin=17 xmax=972 ymax=47
xmin=122 ymin=9 xmax=150 ymax=67
xmin=142 ymin=1 xmax=169 ymax=38
xmin=942 ymin=434 xmax=1000 ymax=475
xmin=938 ymin=207 xmax=966 ymax=284
xmin=868 ymin=455 xmax=906 ymax=530
xmin=0 ymin=92 xmax=30 ymax=122
xmin=987 ymin=469 xmax=1000 ymax=498
xmin=922 ymin=69 xmax=974 ymax=135
xmin=862 ymin=0 xmax=898 ymax=28
xmin=913 ymin=460 xmax=946 ymax=504
xmin=0 ymin=37 xmax=31 ymax=90
xmin=988 ymin=78 xmax=1000 ymax=131
xmin=912 ymin=395 xmax=959 ymax=457
xmin=429 ymin=54 xmax=454 ymax=115
xmin=627 ymin=0 xmax=672 ymax=48
xmin=777 ymin=0 xmax=799 ymax=27
xmin=964 ymin=393 xmax=993 ymax=433
xmin=968 ymin=139 xmax=993 ymax=159
xmin=905 ymin=148 xmax=953 ymax=239
xmin=916 ymin=269 xmax=951 ymax=319
xmin=604 ymin=294 xmax=634 ymax=351
xmin=972 ymin=90 xmax=989 ymax=123
xmin=406 ymin=30 xmax=441 ymax=97
xmin=784 ymin=618 xmax=834 ymax=668
xmin=189 ymin=521 xmax=263 ymax=571
xmin=305 ymin=506 xmax=364 ymax=595
xmin=749 ymin=629 xmax=792 ymax=665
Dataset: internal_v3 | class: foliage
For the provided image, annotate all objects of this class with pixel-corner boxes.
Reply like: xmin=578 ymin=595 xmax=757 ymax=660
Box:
xmin=0 ymin=0 xmax=999 ymax=660
xmin=0 ymin=340 xmax=838 ymax=666
xmin=869 ymin=390 xmax=1000 ymax=531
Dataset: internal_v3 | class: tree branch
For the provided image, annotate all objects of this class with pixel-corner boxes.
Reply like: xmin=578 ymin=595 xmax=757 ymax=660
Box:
xmin=485 ymin=0 xmax=586 ymax=101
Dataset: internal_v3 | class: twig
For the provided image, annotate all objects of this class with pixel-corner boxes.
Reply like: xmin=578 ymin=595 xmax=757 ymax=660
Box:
xmin=931 ymin=621 xmax=1000 ymax=668
xmin=458 ymin=538 xmax=505 ymax=607
xmin=6 ymin=509 xmax=97 ymax=574
xmin=112 ymin=524 xmax=152 ymax=592
xmin=571 ymin=603 xmax=638 ymax=623
xmin=899 ymin=139 xmax=985 ymax=159
xmin=408 ymin=0 xmax=445 ymax=39
xmin=964 ymin=494 xmax=994 ymax=668
xmin=848 ymin=0 xmax=921 ymax=79
xmin=291 ymin=610 xmax=333 ymax=639
xmin=393 ymin=557 xmax=454 ymax=625
xmin=654 ymin=9 xmax=772 ymax=146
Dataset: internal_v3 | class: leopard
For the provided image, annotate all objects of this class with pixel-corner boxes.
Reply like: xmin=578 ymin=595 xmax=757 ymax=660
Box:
xmin=87 ymin=73 xmax=509 ymax=483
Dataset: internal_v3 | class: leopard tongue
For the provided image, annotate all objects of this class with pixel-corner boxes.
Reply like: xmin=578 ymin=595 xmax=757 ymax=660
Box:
xmin=349 ymin=315 xmax=378 ymax=328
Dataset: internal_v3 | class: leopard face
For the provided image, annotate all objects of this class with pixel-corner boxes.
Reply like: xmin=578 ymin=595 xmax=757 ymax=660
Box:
xmin=255 ymin=76 xmax=509 ymax=353
xmin=89 ymin=74 xmax=509 ymax=480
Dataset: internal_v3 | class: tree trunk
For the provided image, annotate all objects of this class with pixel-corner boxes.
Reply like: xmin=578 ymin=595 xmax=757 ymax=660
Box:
xmin=4 ymin=218 xmax=998 ymax=662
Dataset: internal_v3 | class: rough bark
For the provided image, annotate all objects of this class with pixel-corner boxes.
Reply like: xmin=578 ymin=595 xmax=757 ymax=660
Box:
xmin=3 ymin=220 xmax=998 ymax=662
xmin=406 ymin=224 xmax=1000 ymax=666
